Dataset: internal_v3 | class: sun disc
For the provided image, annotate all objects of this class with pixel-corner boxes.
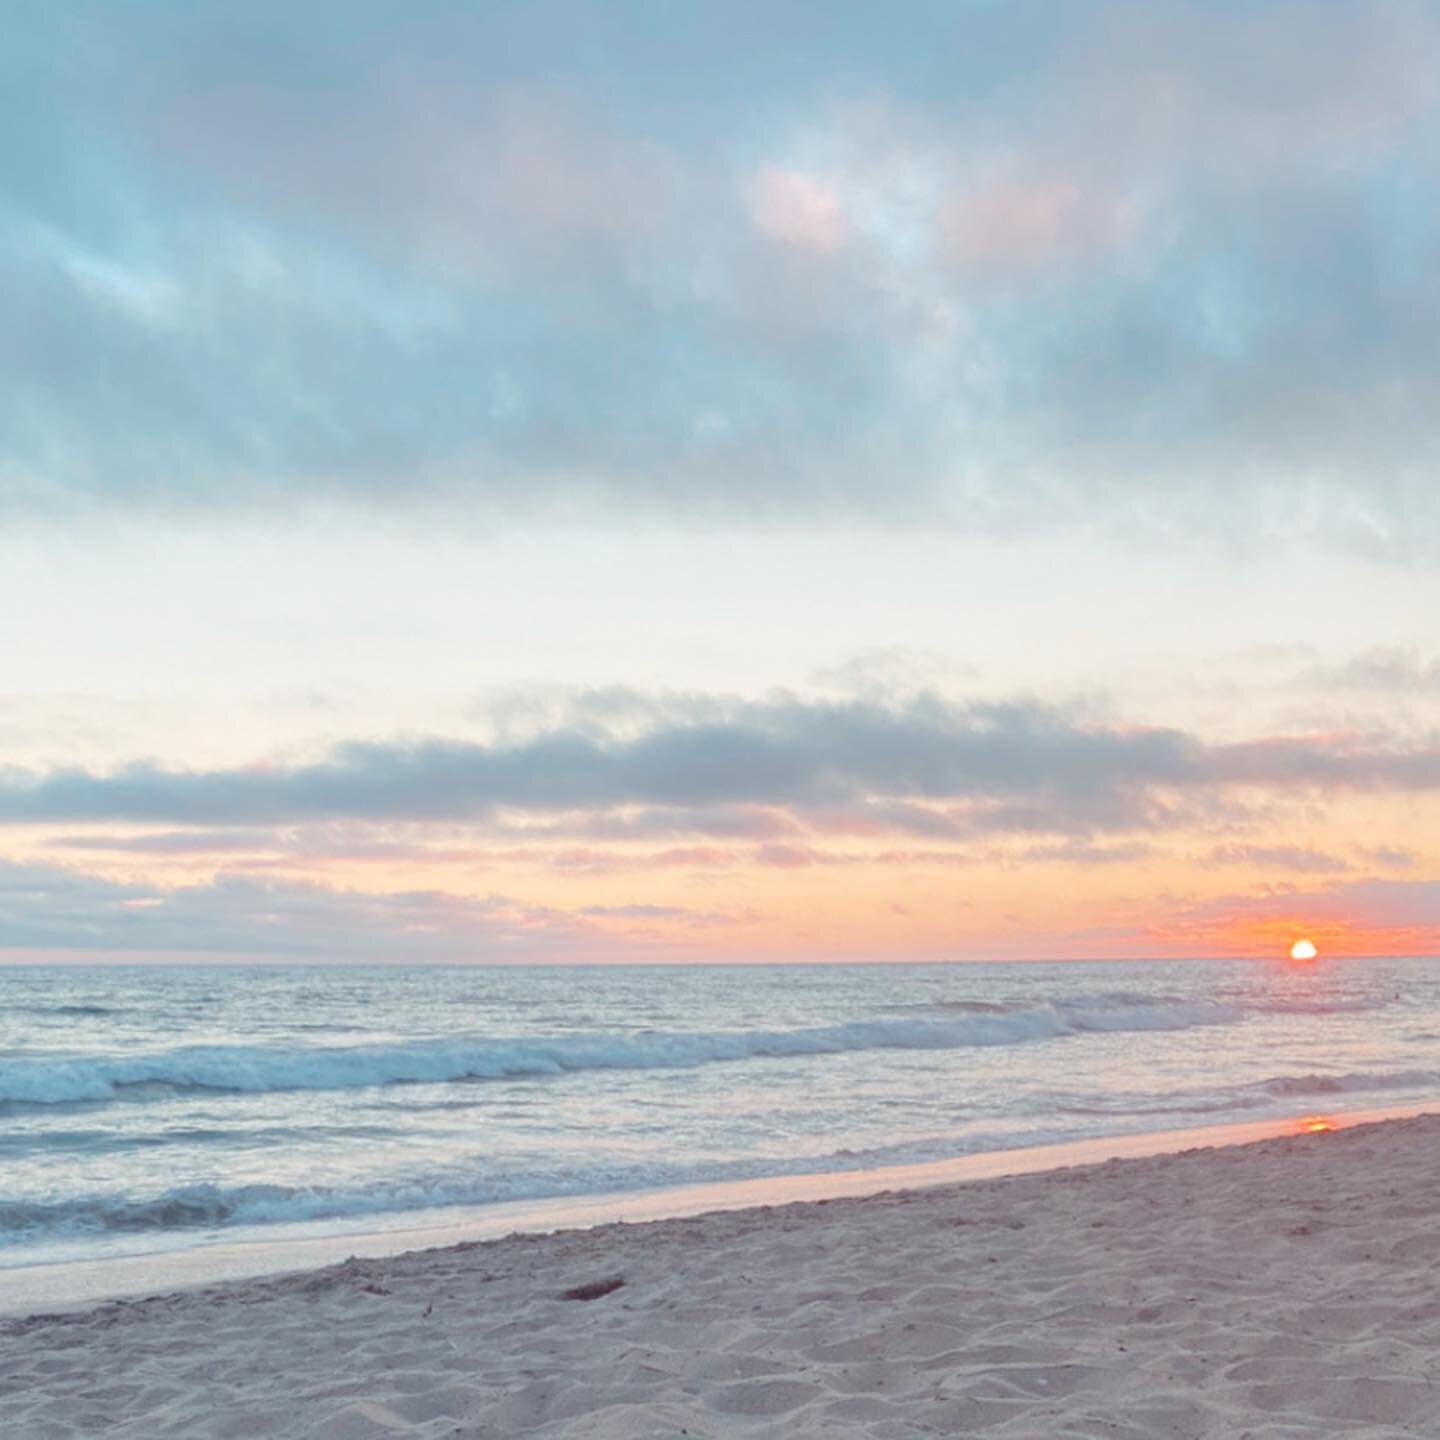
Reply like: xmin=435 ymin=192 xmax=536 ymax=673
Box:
xmin=1290 ymin=939 xmax=1318 ymax=962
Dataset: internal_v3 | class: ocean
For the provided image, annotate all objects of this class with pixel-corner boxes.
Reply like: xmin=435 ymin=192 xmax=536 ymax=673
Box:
xmin=2 ymin=957 xmax=1436 ymax=1276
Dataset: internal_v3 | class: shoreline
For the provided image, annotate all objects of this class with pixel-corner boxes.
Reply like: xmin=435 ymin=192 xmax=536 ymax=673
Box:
xmin=7 ymin=1109 xmax=1440 ymax=1437
xmin=3 ymin=1098 xmax=1432 ymax=1321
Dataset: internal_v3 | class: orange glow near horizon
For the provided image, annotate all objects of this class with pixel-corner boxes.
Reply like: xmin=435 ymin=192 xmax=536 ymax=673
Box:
xmin=1298 ymin=1115 xmax=1337 ymax=1134
xmin=3 ymin=817 xmax=1436 ymax=963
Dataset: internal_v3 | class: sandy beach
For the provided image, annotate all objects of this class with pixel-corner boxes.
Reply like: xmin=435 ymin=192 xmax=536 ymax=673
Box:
xmin=4 ymin=1114 xmax=1439 ymax=1438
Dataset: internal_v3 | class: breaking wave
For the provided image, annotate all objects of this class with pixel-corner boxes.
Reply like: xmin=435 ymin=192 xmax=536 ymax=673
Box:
xmin=1256 ymin=1070 xmax=1439 ymax=1098
xmin=0 ymin=994 xmax=1253 ymax=1107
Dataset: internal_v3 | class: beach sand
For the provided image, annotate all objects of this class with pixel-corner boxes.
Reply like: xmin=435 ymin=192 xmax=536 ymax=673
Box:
xmin=5 ymin=1113 xmax=1440 ymax=1438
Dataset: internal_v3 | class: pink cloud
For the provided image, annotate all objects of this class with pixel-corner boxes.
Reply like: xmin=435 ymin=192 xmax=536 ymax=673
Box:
xmin=488 ymin=94 xmax=675 ymax=242
xmin=749 ymin=167 xmax=846 ymax=254
xmin=940 ymin=173 xmax=1141 ymax=274
xmin=754 ymin=842 xmax=830 ymax=868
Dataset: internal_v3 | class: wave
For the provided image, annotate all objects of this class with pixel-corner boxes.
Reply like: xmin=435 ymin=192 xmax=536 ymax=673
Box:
xmin=1050 ymin=1061 xmax=1440 ymax=1119
xmin=901 ymin=990 xmax=1377 ymax=1022
xmin=8 ymin=1063 xmax=1434 ymax=1246
xmin=0 ymin=1183 xmax=349 ymax=1244
xmin=0 ymin=1137 xmax=982 ymax=1244
xmin=21 ymin=1004 xmax=122 ymax=1018
xmin=1054 ymin=1095 xmax=1267 ymax=1119
xmin=0 ymin=995 xmax=1251 ymax=1107
xmin=1246 ymin=996 xmax=1378 ymax=1016
xmin=1255 ymin=1070 xmax=1439 ymax=1098
xmin=0 ymin=1121 xmax=1164 ymax=1246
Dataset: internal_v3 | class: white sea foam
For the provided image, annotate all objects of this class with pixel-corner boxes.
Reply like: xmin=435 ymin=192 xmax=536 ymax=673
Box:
xmin=0 ymin=996 xmax=1252 ymax=1106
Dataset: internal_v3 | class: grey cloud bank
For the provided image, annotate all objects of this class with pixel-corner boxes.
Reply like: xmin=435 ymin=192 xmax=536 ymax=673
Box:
xmin=0 ymin=695 xmax=1434 ymax=837
xmin=4 ymin=1 xmax=1440 ymax=544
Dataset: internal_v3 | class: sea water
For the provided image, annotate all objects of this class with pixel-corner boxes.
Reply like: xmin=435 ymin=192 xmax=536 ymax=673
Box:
xmin=2 ymin=957 xmax=1436 ymax=1272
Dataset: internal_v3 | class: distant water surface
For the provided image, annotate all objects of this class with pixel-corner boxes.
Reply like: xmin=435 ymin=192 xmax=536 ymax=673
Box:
xmin=1 ymin=958 xmax=1435 ymax=1269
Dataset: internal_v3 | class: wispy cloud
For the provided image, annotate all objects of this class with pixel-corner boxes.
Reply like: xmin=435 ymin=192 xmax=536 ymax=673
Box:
xmin=1206 ymin=844 xmax=1352 ymax=874
xmin=45 ymin=828 xmax=277 ymax=855
xmin=1148 ymin=877 xmax=1440 ymax=956
xmin=1298 ymin=648 xmax=1440 ymax=695
xmin=0 ymin=860 xmax=736 ymax=960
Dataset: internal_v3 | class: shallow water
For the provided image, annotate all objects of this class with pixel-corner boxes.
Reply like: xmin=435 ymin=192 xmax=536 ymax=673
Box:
xmin=1 ymin=957 xmax=1435 ymax=1268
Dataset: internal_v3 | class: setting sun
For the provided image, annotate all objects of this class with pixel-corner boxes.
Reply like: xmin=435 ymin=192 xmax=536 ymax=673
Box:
xmin=1290 ymin=939 xmax=1319 ymax=962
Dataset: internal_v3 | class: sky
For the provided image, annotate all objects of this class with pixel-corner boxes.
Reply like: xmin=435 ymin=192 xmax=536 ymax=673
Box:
xmin=3 ymin=0 xmax=1439 ymax=963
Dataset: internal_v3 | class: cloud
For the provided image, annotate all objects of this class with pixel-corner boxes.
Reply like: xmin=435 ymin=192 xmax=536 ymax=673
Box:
xmin=1355 ymin=844 xmax=1419 ymax=871
xmin=1150 ymin=876 xmax=1440 ymax=955
xmin=45 ymin=828 xmax=276 ymax=855
xmin=809 ymin=648 xmax=976 ymax=699
xmin=1300 ymin=648 xmax=1440 ymax=694
xmin=1210 ymin=733 xmax=1440 ymax=790
xmin=578 ymin=902 xmax=688 ymax=919
xmin=0 ymin=694 xmax=1436 ymax=842
xmin=749 ymin=168 xmax=846 ymax=253
xmin=1020 ymin=841 xmax=1156 ymax=866
xmin=0 ymin=696 xmax=1193 ymax=832
xmin=565 ymin=805 xmax=802 ymax=842
xmin=1206 ymin=844 xmax=1351 ymax=874
xmin=753 ymin=842 xmax=829 ymax=869
xmin=0 ymin=861 xmax=601 ymax=960
xmin=575 ymin=901 xmax=747 ymax=927
xmin=0 ymin=860 xmax=743 ymax=960
xmin=3 ymin=2 xmax=1440 ymax=546
xmin=538 ymin=845 xmax=736 ymax=875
